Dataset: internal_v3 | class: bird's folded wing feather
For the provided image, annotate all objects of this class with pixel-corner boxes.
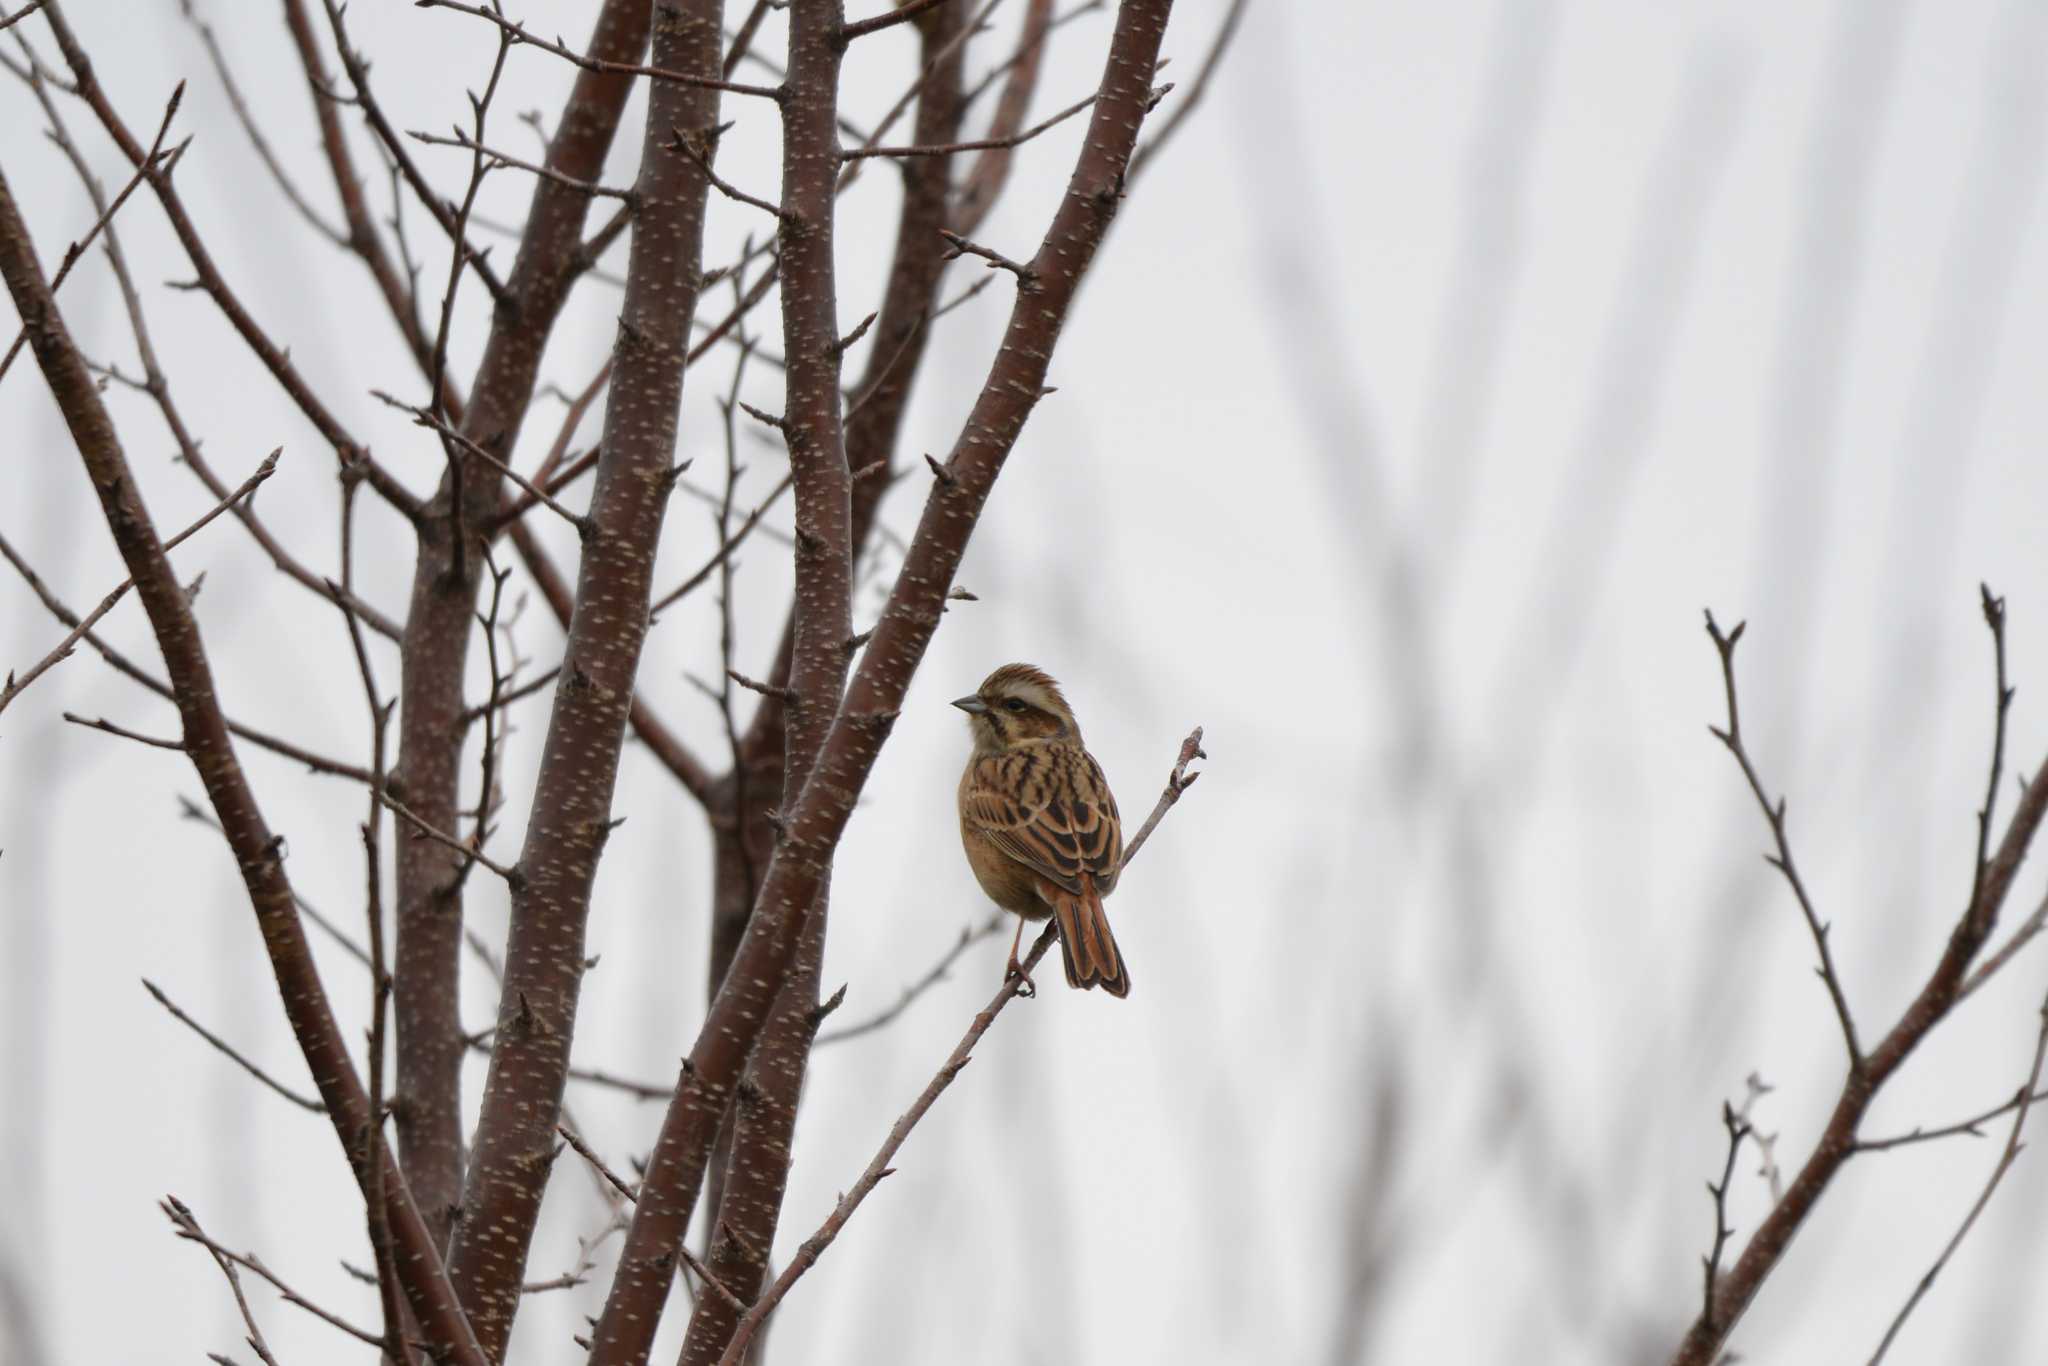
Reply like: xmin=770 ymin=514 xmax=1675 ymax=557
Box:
xmin=963 ymin=748 xmax=1123 ymax=895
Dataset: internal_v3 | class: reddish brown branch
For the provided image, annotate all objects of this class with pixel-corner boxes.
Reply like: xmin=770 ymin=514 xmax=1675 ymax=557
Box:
xmin=388 ymin=0 xmax=652 ymax=1256
xmin=1669 ymin=599 xmax=2048 ymax=1366
xmin=0 ymin=152 xmax=486 ymax=1366
xmin=671 ymin=5 xmax=860 ymax=1354
xmin=706 ymin=0 xmax=969 ymax=1020
xmin=589 ymin=8 xmax=1177 ymax=1358
xmin=442 ymin=1 xmax=728 ymax=1353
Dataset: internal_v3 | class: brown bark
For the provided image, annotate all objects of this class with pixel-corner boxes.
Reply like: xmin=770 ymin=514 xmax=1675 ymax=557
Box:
xmin=709 ymin=0 xmax=968 ymax=1003
xmin=0 ymin=162 xmax=488 ymax=1366
xmin=439 ymin=0 xmax=727 ymax=1354
xmin=588 ymin=4 xmax=1175 ymax=1361
xmin=387 ymin=0 xmax=650 ymax=1251
xmin=684 ymin=10 xmax=970 ymax=1360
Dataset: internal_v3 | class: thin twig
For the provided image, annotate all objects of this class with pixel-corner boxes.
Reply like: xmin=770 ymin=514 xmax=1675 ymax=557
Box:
xmin=0 ymin=1 xmax=52 ymax=35
xmin=162 ymin=1198 xmax=282 ymax=1366
xmin=557 ymin=1125 xmax=638 ymax=1202
xmin=649 ymin=472 xmax=794 ymax=617
xmin=318 ymin=0 xmax=508 ymax=307
xmin=1120 ymin=726 xmax=1205 ymax=867
xmin=162 ymin=1197 xmax=385 ymax=1350
xmin=937 ymin=228 xmax=1037 ymax=289
xmin=416 ymin=0 xmax=784 ymax=99
xmin=843 ymin=90 xmax=1094 ymax=159
xmin=1700 ymin=1101 xmax=1752 ymax=1332
xmin=816 ymin=915 xmax=1005 ymax=1045
xmin=180 ymin=1 xmax=348 ymax=245
xmin=841 ymin=0 xmax=957 ymax=42
xmin=1868 ymin=990 xmax=2048 ymax=1362
xmin=1704 ymin=612 xmax=1862 ymax=1070
xmin=1859 ymin=1082 xmax=2048 ymax=1153
xmin=671 ymin=122 xmax=784 ymax=218
xmin=0 ymin=90 xmax=179 ymax=385
xmin=142 ymin=980 xmax=326 ymax=1112
xmin=373 ymin=390 xmax=590 ymax=533
xmin=409 ymin=126 xmax=638 ymax=202
xmin=63 ymin=711 xmax=187 ymax=751
xmin=378 ymin=789 xmax=525 ymax=889
xmin=0 ymin=534 xmax=372 ymax=783
xmin=1 ymin=450 xmax=278 ymax=714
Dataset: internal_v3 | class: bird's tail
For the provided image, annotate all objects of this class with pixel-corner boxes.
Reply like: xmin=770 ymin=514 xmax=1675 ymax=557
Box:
xmin=1044 ymin=875 xmax=1130 ymax=998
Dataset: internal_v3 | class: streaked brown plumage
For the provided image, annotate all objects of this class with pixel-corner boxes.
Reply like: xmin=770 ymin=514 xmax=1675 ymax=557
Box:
xmin=953 ymin=663 xmax=1128 ymax=997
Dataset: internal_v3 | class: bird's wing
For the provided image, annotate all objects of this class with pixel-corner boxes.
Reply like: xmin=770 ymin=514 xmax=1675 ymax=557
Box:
xmin=963 ymin=746 xmax=1122 ymax=896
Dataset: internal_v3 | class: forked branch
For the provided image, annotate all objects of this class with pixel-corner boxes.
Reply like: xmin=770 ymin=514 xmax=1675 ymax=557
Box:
xmin=1704 ymin=611 xmax=1862 ymax=1069
xmin=1670 ymin=596 xmax=2048 ymax=1366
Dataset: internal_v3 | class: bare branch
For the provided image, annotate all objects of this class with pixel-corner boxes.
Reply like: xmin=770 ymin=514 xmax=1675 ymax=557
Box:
xmin=0 ymin=76 xmax=177 ymax=387
xmin=1699 ymin=1101 xmax=1751 ymax=1334
xmin=416 ymin=0 xmax=785 ymax=99
xmin=1671 ymin=595 xmax=2048 ymax=1366
xmin=378 ymin=788 xmax=525 ymax=890
xmin=816 ymin=915 xmax=1005 ymax=1045
xmin=0 ymin=1 xmax=51 ymax=35
xmin=556 ymin=1125 xmax=638 ymax=1203
xmin=36 ymin=8 xmax=426 ymax=520
xmin=841 ymin=0 xmax=957 ymax=42
xmin=179 ymin=3 xmax=348 ymax=246
xmin=1 ymin=449 xmax=277 ymax=715
xmin=938 ymin=227 xmax=1038 ymax=288
xmin=162 ymin=1197 xmax=384 ymax=1351
xmin=444 ymin=2 xmax=730 ymax=1350
xmin=843 ymin=89 xmax=1094 ymax=159
xmin=409 ymin=125 xmax=638 ymax=201
xmin=1868 ymin=990 xmax=2048 ymax=1362
xmin=592 ymin=10 xmax=1180 ymax=1354
xmin=1703 ymin=611 xmax=1862 ymax=1069
xmin=373 ymin=390 xmax=591 ymax=533
xmin=161 ymin=1197 xmax=284 ymax=1366
xmin=142 ymin=979 xmax=326 ymax=1113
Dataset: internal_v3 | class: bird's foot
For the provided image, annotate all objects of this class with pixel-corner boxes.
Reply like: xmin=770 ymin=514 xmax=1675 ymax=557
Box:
xmin=1004 ymin=955 xmax=1037 ymax=998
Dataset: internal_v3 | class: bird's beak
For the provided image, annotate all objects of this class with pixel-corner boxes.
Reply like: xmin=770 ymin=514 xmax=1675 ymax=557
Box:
xmin=951 ymin=695 xmax=989 ymax=715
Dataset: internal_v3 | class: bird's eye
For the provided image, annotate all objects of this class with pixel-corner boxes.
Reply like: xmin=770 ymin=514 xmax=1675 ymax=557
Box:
xmin=1003 ymin=697 xmax=1026 ymax=713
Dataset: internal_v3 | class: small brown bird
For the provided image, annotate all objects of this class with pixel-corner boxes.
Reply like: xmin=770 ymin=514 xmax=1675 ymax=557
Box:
xmin=954 ymin=663 xmax=1129 ymax=997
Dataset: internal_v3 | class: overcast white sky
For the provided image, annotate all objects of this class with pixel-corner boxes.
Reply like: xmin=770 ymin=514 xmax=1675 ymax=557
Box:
xmin=6 ymin=1 xmax=2048 ymax=1362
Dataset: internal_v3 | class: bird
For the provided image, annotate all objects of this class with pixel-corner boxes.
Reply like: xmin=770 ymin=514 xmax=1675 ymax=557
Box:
xmin=953 ymin=662 xmax=1129 ymax=997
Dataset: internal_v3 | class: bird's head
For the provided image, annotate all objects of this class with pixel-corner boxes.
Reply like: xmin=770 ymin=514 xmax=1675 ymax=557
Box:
xmin=952 ymin=662 xmax=1078 ymax=753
